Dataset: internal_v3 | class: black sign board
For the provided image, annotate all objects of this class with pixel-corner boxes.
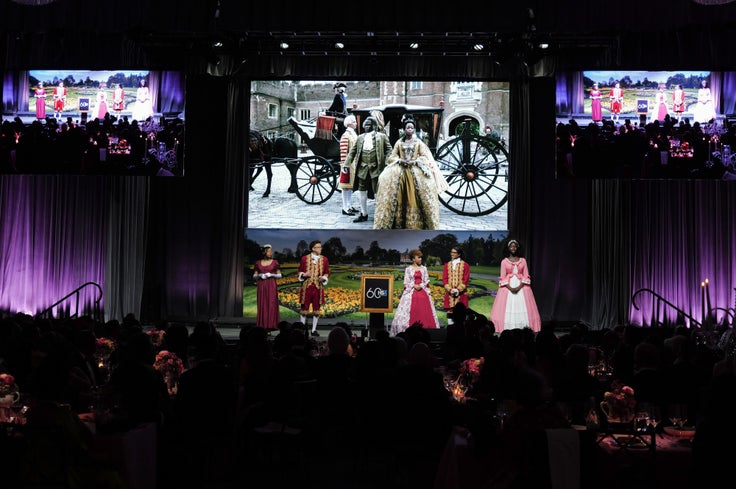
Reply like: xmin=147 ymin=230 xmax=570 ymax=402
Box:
xmin=360 ymin=274 xmax=394 ymax=313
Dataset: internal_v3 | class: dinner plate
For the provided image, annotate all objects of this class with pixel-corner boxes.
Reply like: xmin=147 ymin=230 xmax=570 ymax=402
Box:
xmin=664 ymin=426 xmax=696 ymax=437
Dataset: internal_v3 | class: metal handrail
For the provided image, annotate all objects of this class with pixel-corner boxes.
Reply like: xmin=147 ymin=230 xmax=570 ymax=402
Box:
xmin=631 ymin=288 xmax=702 ymax=328
xmin=36 ymin=282 xmax=103 ymax=322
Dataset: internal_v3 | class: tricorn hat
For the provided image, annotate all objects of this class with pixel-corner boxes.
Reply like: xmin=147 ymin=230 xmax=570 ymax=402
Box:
xmin=334 ymin=82 xmax=347 ymax=90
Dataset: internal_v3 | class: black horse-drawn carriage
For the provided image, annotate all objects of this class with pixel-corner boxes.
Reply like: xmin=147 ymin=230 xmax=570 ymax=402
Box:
xmin=248 ymin=104 xmax=509 ymax=216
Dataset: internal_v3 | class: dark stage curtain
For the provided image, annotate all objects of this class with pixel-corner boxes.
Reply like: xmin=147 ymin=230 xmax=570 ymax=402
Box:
xmin=105 ymin=177 xmax=149 ymax=323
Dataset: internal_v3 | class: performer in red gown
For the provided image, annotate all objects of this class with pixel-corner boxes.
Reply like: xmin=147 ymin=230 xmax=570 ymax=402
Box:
xmin=252 ymin=244 xmax=282 ymax=331
xmin=53 ymin=81 xmax=66 ymax=120
xmin=390 ymin=249 xmax=440 ymax=336
xmin=34 ymin=82 xmax=46 ymax=119
xmin=442 ymin=246 xmax=470 ymax=325
xmin=590 ymin=83 xmax=603 ymax=123
xmin=609 ymin=81 xmax=623 ymax=123
xmin=298 ymin=240 xmax=330 ymax=336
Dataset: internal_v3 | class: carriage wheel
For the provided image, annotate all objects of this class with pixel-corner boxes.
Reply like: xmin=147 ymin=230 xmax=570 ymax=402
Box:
xmin=294 ymin=155 xmax=338 ymax=205
xmin=434 ymin=134 xmax=509 ymax=216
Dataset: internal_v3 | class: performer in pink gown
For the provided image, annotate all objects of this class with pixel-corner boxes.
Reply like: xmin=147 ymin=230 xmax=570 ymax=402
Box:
xmin=655 ymin=85 xmax=669 ymax=122
xmin=488 ymin=239 xmax=541 ymax=333
xmin=298 ymin=240 xmax=329 ymax=336
xmin=590 ymin=83 xmax=603 ymax=123
xmin=34 ymin=82 xmax=46 ymax=119
xmin=252 ymin=244 xmax=282 ymax=331
xmin=96 ymin=84 xmax=108 ymax=119
xmin=390 ymin=249 xmax=440 ymax=336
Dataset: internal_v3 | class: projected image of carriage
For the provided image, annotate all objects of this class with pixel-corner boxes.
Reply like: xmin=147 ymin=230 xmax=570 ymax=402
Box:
xmin=248 ymin=104 xmax=509 ymax=216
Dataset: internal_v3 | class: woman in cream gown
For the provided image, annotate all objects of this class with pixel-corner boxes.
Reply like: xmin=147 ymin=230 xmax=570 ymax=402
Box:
xmin=373 ymin=117 xmax=448 ymax=230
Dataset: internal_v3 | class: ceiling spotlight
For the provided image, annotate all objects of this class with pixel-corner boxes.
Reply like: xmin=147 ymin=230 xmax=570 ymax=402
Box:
xmin=279 ymin=42 xmax=289 ymax=50
xmin=334 ymin=42 xmax=345 ymax=49
xmin=409 ymin=42 xmax=420 ymax=50
xmin=538 ymin=42 xmax=549 ymax=50
xmin=473 ymin=43 xmax=485 ymax=51
xmin=212 ymin=41 xmax=223 ymax=48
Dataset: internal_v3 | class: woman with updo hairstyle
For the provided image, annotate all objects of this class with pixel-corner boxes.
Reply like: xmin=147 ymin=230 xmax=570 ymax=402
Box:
xmin=373 ymin=115 xmax=448 ymax=230
xmin=252 ymin=244 xmax=282 ymax=330
xmin=390 ymin=248 xmax=440 ymax=336
xmin=488 ymin=239 xmax=541 ymax=332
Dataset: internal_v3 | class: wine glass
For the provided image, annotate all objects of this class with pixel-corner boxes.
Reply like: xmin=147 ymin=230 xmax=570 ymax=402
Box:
xmin=648 ymin=405 xmax=661 ymax=435
xmin=634 ymin=406 xmax=650 ymax=434
xmin=667 ymin=403 xmax=686 ymax=429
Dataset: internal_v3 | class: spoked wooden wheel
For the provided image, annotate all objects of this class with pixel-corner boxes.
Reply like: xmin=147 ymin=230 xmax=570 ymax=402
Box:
xmin=435 ymin=134 xmax=509 ymax=216
xmin=294 ymin=155 xmax=338 ymax=204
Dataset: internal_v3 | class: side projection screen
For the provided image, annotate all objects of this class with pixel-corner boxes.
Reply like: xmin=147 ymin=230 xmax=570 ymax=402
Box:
xmin=1 ymin=69 xmax=186 ymax=176
xmin=555 ymin=70 xmax=736 ymax=180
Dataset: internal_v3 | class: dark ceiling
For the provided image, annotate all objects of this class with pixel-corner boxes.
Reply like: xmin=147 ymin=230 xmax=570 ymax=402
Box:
xmin=2 ymin=0 xmax=736 ymax=74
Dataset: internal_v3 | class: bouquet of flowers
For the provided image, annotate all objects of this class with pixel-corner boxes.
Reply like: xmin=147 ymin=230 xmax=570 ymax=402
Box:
xmin=146 ymin=328 xmax=166 ymax=348
xmin=447 ymin=357 xmax=485 ymax=403
xmin=95 ymin=337 xmax=117 ymax=357
xmin=153 ymin=350 xmax=185 ymax=396
xmin=459 ymin=357 xmax=485 ymax=384
xmin=0 ymin=373 xmax=17 ymax=395
xmin=153 ymin=350 xmax=184 ymax=377
xmin=602 ymin=380 xmax=636 ymax=421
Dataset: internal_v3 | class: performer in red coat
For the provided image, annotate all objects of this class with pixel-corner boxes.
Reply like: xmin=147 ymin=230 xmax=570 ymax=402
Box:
xmin=609 ymin=82 xmax=623 ymax=123
xmin=442 ymin=246 xmax=471 ymax=325
xmin=298 ymin=240 xmax=330 ymax=336
xmin=53 ymin=82 xmax=67 ymax=120
xmin=672 ymin=84 xmax=685 ymax=116
xmin=112 ymin=84 xmax=125 ymax=117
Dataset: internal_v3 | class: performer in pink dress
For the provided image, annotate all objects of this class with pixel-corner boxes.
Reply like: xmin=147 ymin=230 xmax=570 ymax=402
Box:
xmin=655 ymin=85 xmax=669 ymax=122
xmin=488 ymin=239 xmax=541 ymax=333
xmin=34 ymin=82 xmax=46 ymax=119
xmin=252 ymin=244 xmax=282 ymax=331
xmin=590 ymin=83 xmax=603 ymax=123
xmin=442 ymin=246 xmax=470 ymax=325
xmin=390 ymin=249 xmax=440 ymax=336
xmin=96 ymin=84 xmax=108 ymax=119
xmin=298 ymin=240 xmax=329 ymax=336
xmin=609 ymin=82 xmax=623 ymax=123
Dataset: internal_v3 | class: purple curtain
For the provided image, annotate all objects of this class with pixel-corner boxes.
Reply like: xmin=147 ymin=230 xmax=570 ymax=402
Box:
xmin=0 ymin=175 xmax=107 ymax=317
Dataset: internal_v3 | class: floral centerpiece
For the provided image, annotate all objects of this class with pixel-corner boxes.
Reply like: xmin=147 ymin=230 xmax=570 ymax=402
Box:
xmin=153 ymin=350 xmax=185 ymax=396
xmin=0 ymin=373 xmax=19 ymax=407
xmin=146 ymin=328 xmax=166 ymax=349
xmin=601 ymin=380 xmax=636 ymax=423
xmin=0 ymin=373 xmax=17 ymax=396
xmin=95 ymin=337 xmax=116 ymax=358
xmin=448 ymin=357 xmax=484 ymax=403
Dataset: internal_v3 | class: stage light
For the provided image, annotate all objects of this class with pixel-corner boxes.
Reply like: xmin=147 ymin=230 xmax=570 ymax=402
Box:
xmin=279 ymin=42 xmax=289 ymax=50
xmin=473 ymin=43 xmax=485 ymax=51
xmin=212 ymin=41 xmax=223 ymax=48
xmin=409 ymin=42 xmax=420 ymax=50
xmin=538 ymin=43 xmax=549 ymax=50
xmin=334 ymin=42 xmax=345 ymax=49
